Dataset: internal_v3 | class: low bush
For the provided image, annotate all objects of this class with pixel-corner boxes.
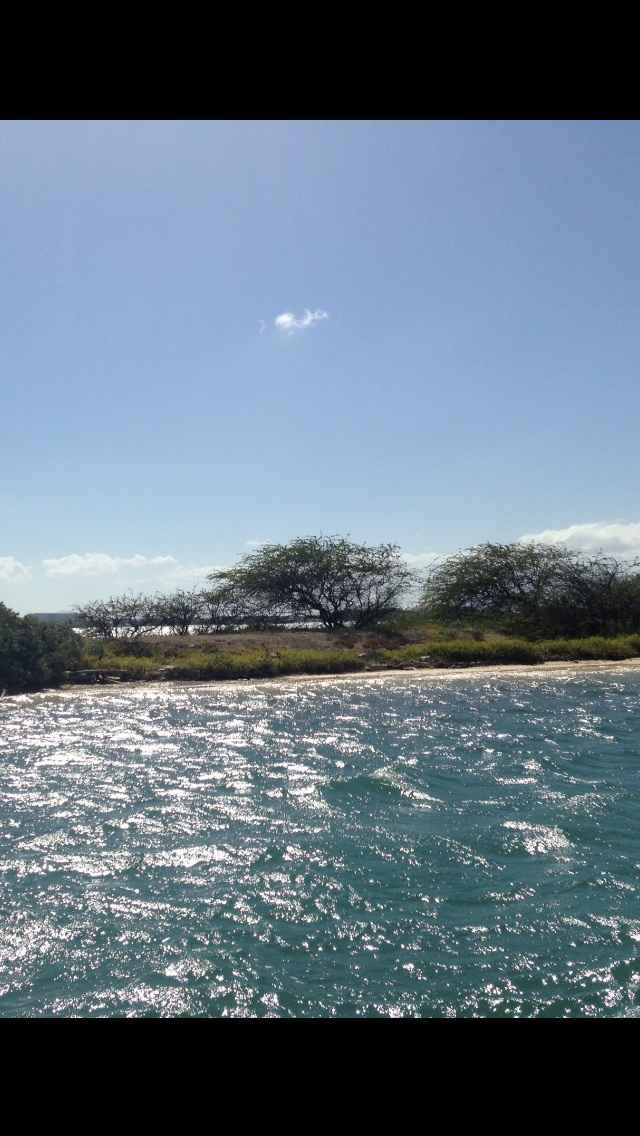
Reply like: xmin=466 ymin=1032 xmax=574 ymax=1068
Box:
xmin=384 ymin=639 xmax=543 ymax=666
xmin=0 ymin=605 xmax=83 ymax=693
xmin=538 ymin=636 xmax=639 ymax=661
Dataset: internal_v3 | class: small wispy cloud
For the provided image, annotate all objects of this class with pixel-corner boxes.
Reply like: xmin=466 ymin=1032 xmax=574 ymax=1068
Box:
xmin=519 ymin=522 xmax=640 ymax=557
xmin=0 ymin=556 xmax=31 ymax=581
xmin=162 ymin=564 xmax=224 ymax=584
xmin=273 ymin=309 xmax=328 ymax=335
xmin=42 ymin=553 xmax=176 ymax=578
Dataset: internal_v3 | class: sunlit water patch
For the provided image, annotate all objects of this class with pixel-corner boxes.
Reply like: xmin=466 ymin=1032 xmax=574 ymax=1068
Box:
xmin=1 ymin=667 xmax=639 ymax=1017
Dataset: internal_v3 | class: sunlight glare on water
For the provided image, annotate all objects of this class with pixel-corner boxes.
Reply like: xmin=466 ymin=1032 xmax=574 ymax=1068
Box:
xmin=1 ymin=667 xmax=639 ymax=1016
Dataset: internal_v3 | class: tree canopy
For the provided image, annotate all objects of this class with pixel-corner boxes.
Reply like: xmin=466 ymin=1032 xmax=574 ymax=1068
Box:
xmin=0 ymin=603 xmax=83 ymax=693
xmin=73 ymin=592 xmax=164 ymax=639
xmin=206 ymin=535 xmax=416 ymax=629
xmin=421 ymin=542 xmax=640 ymax=637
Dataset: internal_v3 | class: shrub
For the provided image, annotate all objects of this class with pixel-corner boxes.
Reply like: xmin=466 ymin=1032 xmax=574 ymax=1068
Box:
xmin=0 ymin=604 xmax=83 ymax=692
xmin=421 ymin=542 xmax=640 ymax=638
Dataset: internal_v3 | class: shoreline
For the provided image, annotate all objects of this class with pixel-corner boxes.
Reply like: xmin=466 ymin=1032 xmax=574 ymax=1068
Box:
xmin=4 ymin=657 xmax=640 ymax=703
xmin=268 ymin=657 xmax=640 ymax=683
xmin=63 ymin=656 xmax=640 ymax=690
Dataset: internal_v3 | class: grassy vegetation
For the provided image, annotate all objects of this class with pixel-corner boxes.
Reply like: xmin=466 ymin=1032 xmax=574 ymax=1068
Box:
xmin=378 ymin=635 xmax=640 ymax=668
xmin=380 ymin=639 xmax=542 ymax=666
xmin=71 ymin=630 xmax=640 ymax=684
xmin=77 ymin=644 xmax=366 ymax=681
xmin=164 ymin=648 xmax=365 ymax=680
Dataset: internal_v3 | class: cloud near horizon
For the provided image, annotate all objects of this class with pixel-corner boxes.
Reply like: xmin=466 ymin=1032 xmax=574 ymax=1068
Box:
xmin=42 ymin=553 xmax=176 ymax=578
xmin=402 ymin=551 xmax=445 ymax=568
xmin=273 ymin=309 xmax=328 ymax=335
xmin=162 ymin=564 xmax=225 ymax=584
xmin=518 ymin=522 xmax=640 ymax=556
xmin=0 ymin=556 xmax=31 ymax=581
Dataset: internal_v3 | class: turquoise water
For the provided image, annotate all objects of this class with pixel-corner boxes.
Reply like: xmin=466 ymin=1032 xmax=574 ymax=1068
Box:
xmin=1 ymin=667 xmax=639 ymax=1017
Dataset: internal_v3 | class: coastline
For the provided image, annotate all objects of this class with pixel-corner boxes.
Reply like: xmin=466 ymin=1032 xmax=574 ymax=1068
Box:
xmin=269 ymin=657 xmax=640 ymax=682
xmin=2 ymin=657 xmax=639 ymax=704
xmin=61 ymin=656 xmax=640 ymax=690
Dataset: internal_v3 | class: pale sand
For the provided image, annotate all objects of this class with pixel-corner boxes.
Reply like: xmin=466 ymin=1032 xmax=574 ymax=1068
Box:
xmin=272 ymin=657 xmax=640 ymax=685
xmin=51 ymin=657 xmax=640 ymax=696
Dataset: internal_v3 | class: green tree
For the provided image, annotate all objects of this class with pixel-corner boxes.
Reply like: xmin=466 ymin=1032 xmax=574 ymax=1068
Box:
xmin=73 ymin=592 xmax=161 ymax=639
xmin=207 ymin=536 xmax=416 ymax=630
xmin=421 ymin=541 xmax=640 ymax=637
xmin=544 ymin=551 xmax=640 ymax=636
xmin=0 ymin=603 xmax=83 ymax=693
xmin=154 ymin=588 xmax=205 ymax=635
xmin=200 ymin=579 xmax=289 ymax=631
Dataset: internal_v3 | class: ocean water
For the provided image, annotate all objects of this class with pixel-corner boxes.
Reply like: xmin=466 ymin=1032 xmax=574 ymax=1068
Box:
xmin=1 ymin=666 xmax=639 ymax=1017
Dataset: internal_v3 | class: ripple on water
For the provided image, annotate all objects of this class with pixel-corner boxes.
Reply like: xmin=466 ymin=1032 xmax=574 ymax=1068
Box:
xmin=0 ymin=668 xmax=639 ymax=1016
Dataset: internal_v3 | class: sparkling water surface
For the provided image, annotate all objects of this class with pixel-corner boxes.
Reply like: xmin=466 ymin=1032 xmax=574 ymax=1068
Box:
xmin=1 ymin=667 xmax=639 ymax=1017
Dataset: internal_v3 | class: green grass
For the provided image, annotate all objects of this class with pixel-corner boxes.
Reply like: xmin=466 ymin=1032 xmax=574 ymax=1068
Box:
xmin=381 ymin=639 xmax=542 ymax=666
xmin=79 ymin=648 xmax=365 ymax=681
xmin=76 ymin=633 xmax=640 ymax=683
xmin=380 ymin=635 xmax=640 ymax=667
xmin=170 ymin=649 xmax=365 ymax=679
xmin=538 ymin=635 xmax=640 ymax=661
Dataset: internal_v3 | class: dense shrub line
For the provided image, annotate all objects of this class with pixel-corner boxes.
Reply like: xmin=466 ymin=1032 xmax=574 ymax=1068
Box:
xmin=422 ymin=542 xmax=640 ymax=638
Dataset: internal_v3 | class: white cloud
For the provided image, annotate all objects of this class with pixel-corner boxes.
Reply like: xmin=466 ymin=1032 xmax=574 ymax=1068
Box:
xmin=402 ymin=551 xmax=445 ymax=568
xmin=518 ymin=522 xmax=640 ymax=557
xmin=0 ymin=556 xmax=31 ymax=581
xmin=42 ymin=553 xmax=176 ymax=578
xmin=274 ymin=309 xmax=328 ymax=335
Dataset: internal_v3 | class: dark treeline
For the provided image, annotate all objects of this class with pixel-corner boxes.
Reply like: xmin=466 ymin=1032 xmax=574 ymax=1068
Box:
xmin=74 ymin=536 xmax=416 ymax=637
xmin=71 ymin=537 xmax=640 ymax=641
xmin=421 ymin=542 xmax=640 ymax=638
xmin=71 ymin=537 xmax=640 ymax=642
xmin=3 ymin=536 xmax=640 ymax=693
xmin=73 ymin=586 xmax=290 ymax=638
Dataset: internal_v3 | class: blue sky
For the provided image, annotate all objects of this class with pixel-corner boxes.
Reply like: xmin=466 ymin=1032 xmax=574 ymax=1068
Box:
xmin=2 ymin=120 xmax=639 ymax=613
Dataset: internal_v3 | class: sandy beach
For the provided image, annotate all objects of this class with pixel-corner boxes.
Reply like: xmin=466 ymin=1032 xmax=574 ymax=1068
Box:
xmin=255 ymin=657 xmax=640 ymax=685
xmin=49 ymin=655 xmax=640 ymax=695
